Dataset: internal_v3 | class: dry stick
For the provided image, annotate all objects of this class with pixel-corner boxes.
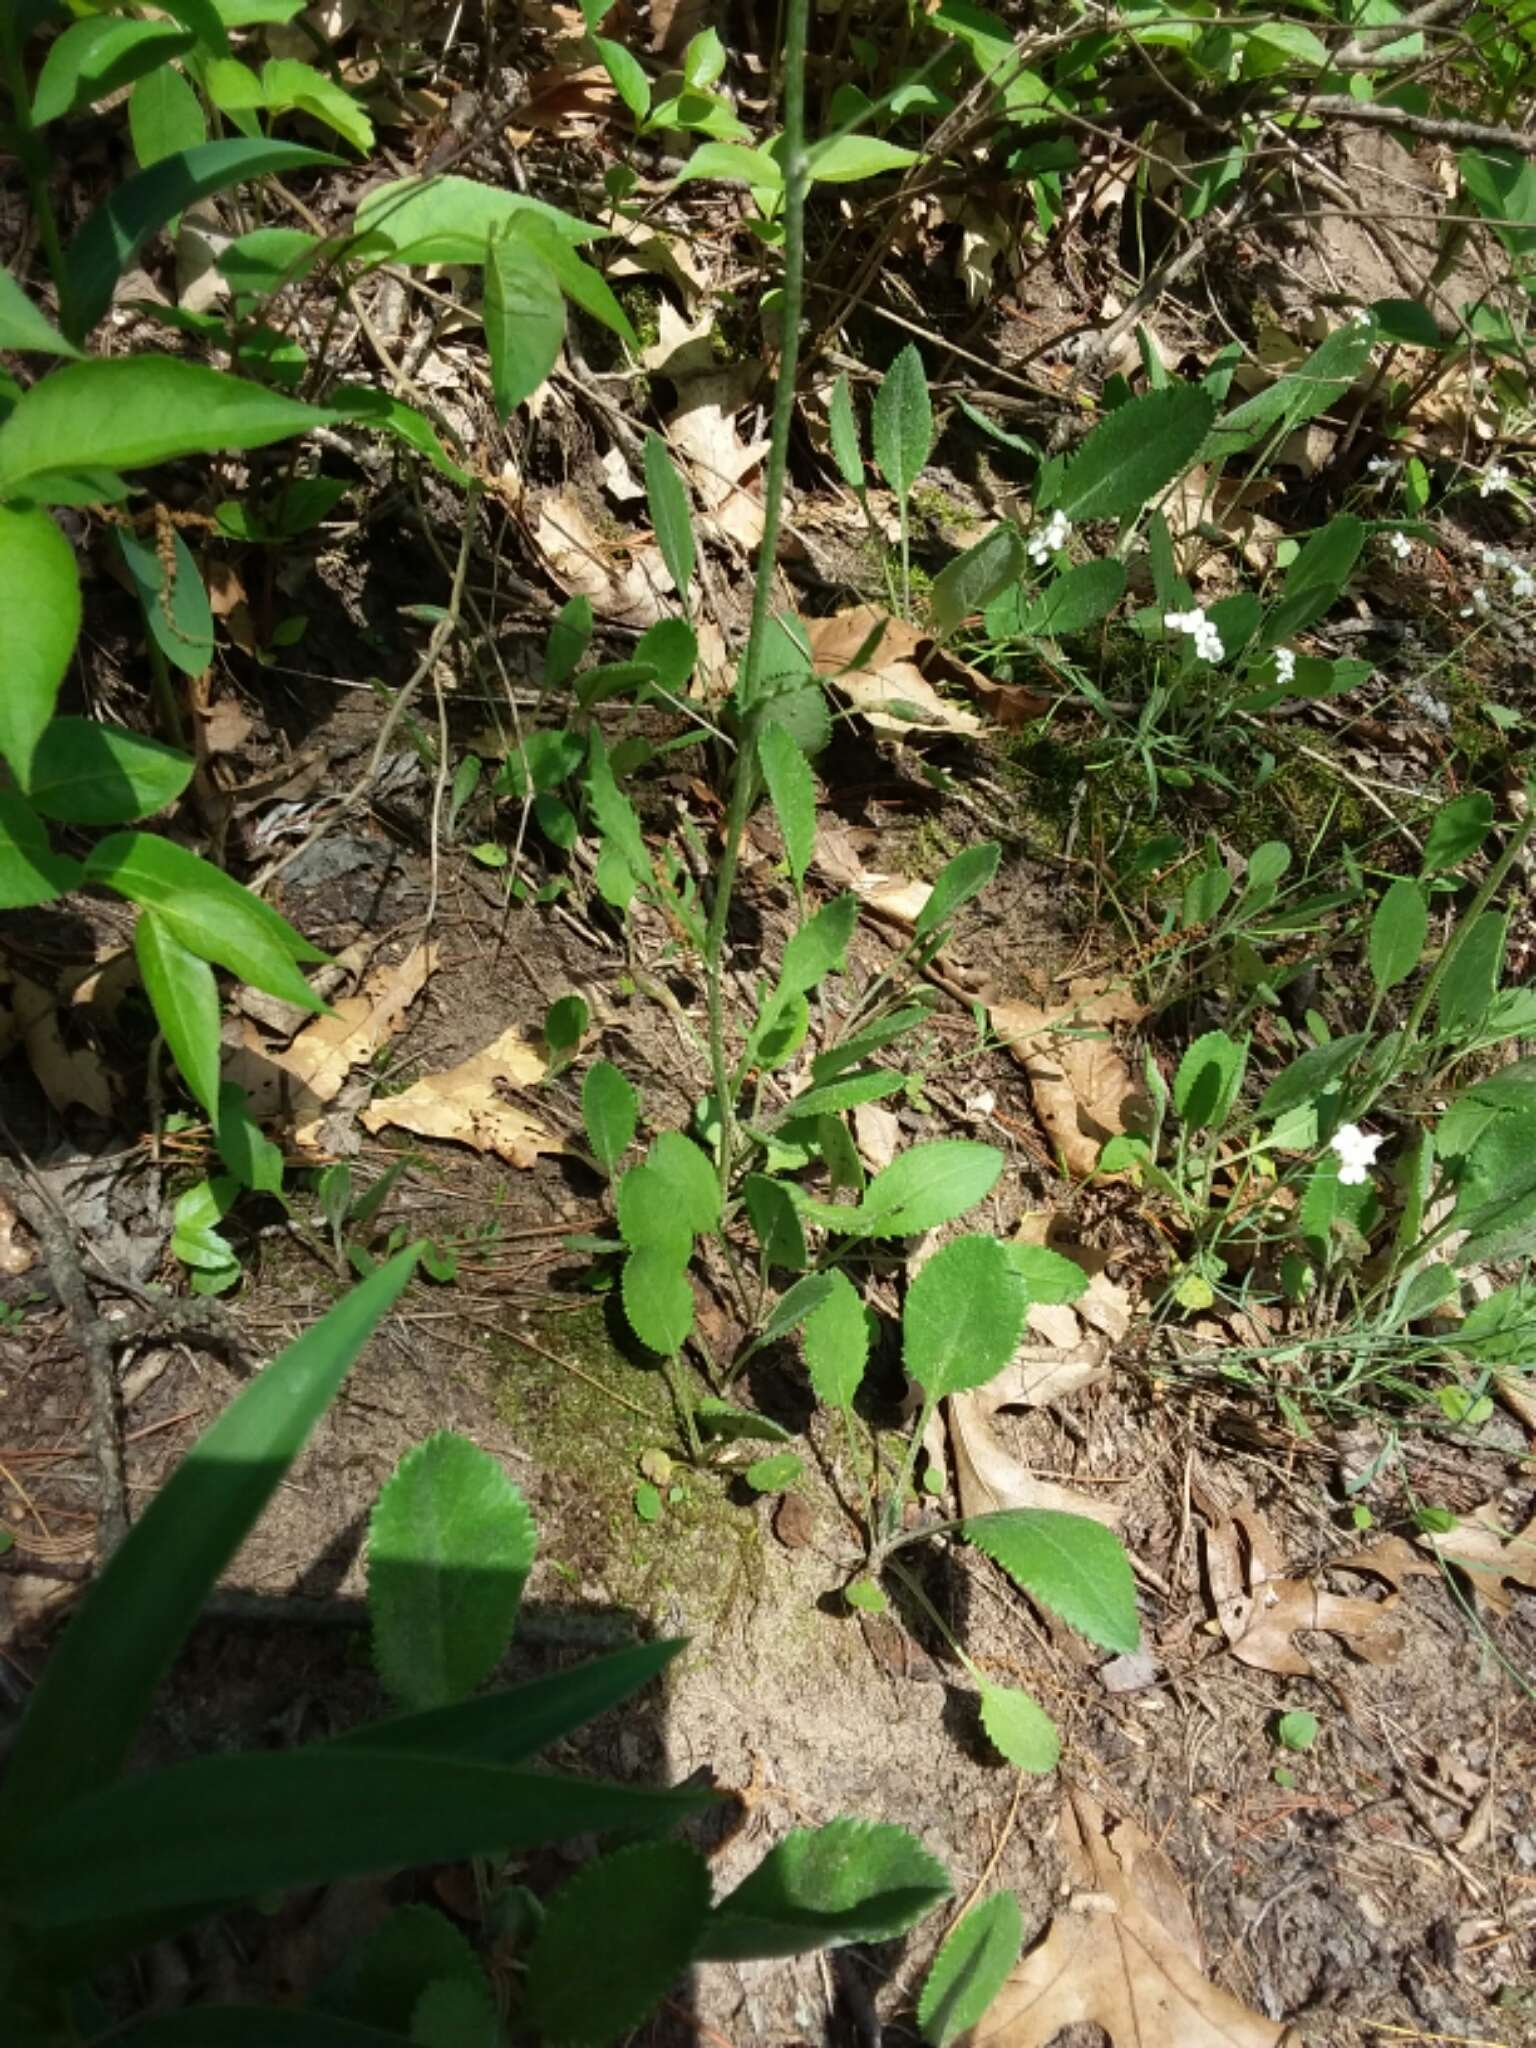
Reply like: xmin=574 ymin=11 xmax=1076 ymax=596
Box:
xmin=1297 ymin=94 xmax=1536 ymax=155
xmin=0 ymin=1159 xmax=127 ymax=1558
xmin=1332 ymin=0 xmax=1468 ymax=65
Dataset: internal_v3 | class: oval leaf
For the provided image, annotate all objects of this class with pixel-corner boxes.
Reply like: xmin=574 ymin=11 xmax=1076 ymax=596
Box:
xmin=978 ymin=1685 xmax=1060 ymax=1774
xmin=802 ymin=1269 xmax=869 ymax=1408
xmin=931 ymin=524 xmax=1026 ymax=636
xmin=136 ymin=909 xmax=221 ymax=1119
xmin=1056 ymin=385 xmax=1215 ymax=522
xmin=858 ymin=1139 xmax=1004 ymax=1237
xmin=1369 ymin=877 xmax=1427 ymax=993
xmin=872 ymin=343 xmax=932 ymax=501
xmin=903 ymin=1234 xmax=1027 ymax=1398
xmin=643 ymin=430 xmax=696 ymax=597
xmin=757 ymin=720 xmax=817 ymax=889
xmin=621 ymin=1245 xmax=695 ymax=1354
xmin=0 ymin=506 xmax=80 ymax=782
xmin=918 ymin=1889 xmax=1024 ymax=2046
xmin=696 ymin=1819 xmax=951 ymax=1962
xmin=484 ymin=233 xmax=565 ymax=417
xmin=915 ymin=840 xmax=1000 ymax=940
xmin=582 ymin=1059 xmax=639 ymax=1171
xmin=964 ymin=1508 xmax=1139 ymax=1653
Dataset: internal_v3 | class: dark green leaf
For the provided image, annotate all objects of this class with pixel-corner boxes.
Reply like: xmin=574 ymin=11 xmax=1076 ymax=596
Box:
xmin=333 ymin=1903 xmax=485 ymax=2030
xmin=1369 ymin=877 xmax=1427 ymax=993
xmin=1258 ymin=1033 xmax=1368 ymax=1118
xmin=1056 ymin=385 xmax=1214 ymax=521
xmin=931 ymin=524 xmax=1026 ymax=635
xmin=484 ymin=233 xmax=565 ymax=417
xmin=353 ymin=174 xmax=603 ymax=265
xmin=0 ymin=268 xmax=82 ymax=358
xmin=757 ymin=721 xmax=816 ymax=888
xmin=872 ymin=343 xmax=932 ymax=501
xmin=1437 ymin=911 xmax=1506 ymax=1037
xmin=582 ymin=1059 xmax=639 ymax=1170
xmin=644 ymin=430 xmax=696 ymax=596
xmin=0 ymin=506 xmax=80 ymax=782
xmin=524 ymin=1842 xmax=711 ymax=2046
xmin=1422 ymin=791 xmax=1493 ymax=872
xmin=115 ymin=524 xmax=214 ymax=675
xmin=32 ymin=19 xmax=194 ymax=127
xmin=328 ymin=385 xmax=474 ymax=489
xmin=916 ymin=840 xmax=1000 ymax=939
xmin=136 ymin=910 xmax=221 ymax=1118
xmin=545 ymin=594 xmax=594 ymax=686
xmin=828 ymin=372 xmax=865 ymax=490
xmin=1013 ymin=557 xmax=1126 ymax=636
xmin=1208 ymin=321 xmax=1375 ymax=459
xmin=621 ymin=1245 xmax=695 ymax=1353
xmin=0 ymin=793 xmax=83 ymax=909
xmin=802 ymin=1268 xmax=869 ymax=1408
xmin=697 ymin=1819 xmax=950 ymax=1961
xmin=1172 ymin=1028 xmax=1247 ymax=1131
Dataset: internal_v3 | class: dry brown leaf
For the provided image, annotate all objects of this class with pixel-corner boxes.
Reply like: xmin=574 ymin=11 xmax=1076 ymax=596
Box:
xmin=812 ymin=821 xmax=933 ymax=928
xmin=607 ymin=215 xmax=706 ymax=302
xmin=640 ymin=298 xmax=718 ymax=380
xmin=12 ymin=975 xmax=111 ymax=1117
xmin=359 ymin=1025 xmax=562 ymax=1167
xmin=0 ymin=1195 xmax=35 ymax=1279
xmin=666 ymin=373 xmax=770 ymax=552
xmin=990 ymin=981 xmax=1144 ymax=1178
xmin=283 ymin=945 xmax=435 ymax=1128
xmin=534 ymin=486 xmax=669 ymax=625
xmin=963 ymin=1788 xmax=1293 ymax=2048
xmin=511 ymin=63 xmax=616 ymax=133
xmin=1415 ymin=1503 xmax=1536 ymax=1616
xmin=1203 ymin=1504 xmax=1403 ymax=1677
xmin=807 ymin=606 xmax=983 ymax=737
xmin=852 ymin=1100 xmax=901 ymax=1173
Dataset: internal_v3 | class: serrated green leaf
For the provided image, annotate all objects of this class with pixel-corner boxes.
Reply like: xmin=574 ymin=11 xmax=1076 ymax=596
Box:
xmin=616 ymin=1163 xmax=692 ymax=1257
xmin=84 ymin=832 xmax=326 ymax=1011
xmin=752 ymin=1271 xmax=837 ymax=1353
xmin=332 ymin=1903 xmax=485 ymax=2030
xmin=643 ymin=430 xmax=696 ymax=597
xmin=484 ymin=233 xmax=565 ymax=417
xmin=1056 ymin=385 xmax=1214 ymax=521
xmin=136 ymin=911 xmax=221 ymax=1119
xmin=803 ymin=1268 xmax=869 ymax=1408
xmin=872 ymin=343 xmax=932 ymax=502
xmin=758 ymin=721 xmax=817 ymax=888
xmin=1369 ymin=877 xmax=1427 ymax=993
xmin=918 ymin=1889 xmax=1023 ymax=2045
xmin=646 ymin=1129 xmax=720 ymax=1233
xmin=621 ymin=1245 xmax=695 ymax=1353
xmin=964 ymin=1509 xmax=1139 ymax=1653
xmin=743 ymin=1173 xmax=808 ymax=1270
xmin=977 ymin=1686 xmax=1059 ymax=1774
xmin=828 ymin=371 xmax=864 ymax=490
xmin=916 ymin=840 xmax=1000 ymax=940
xmin=0 ymin=506 xmax=80 ymax=783
xmin=1010 ymin=556 xmax=1126 ymax=637
xmin=0 ymin=356 xmax=328 ymax=498
xmin=582 ymin=1059 xmax=639 ymax=1170
xmin=367 ymin=1432 xmax=536 ymax=1712
xmin=697 ymin=1819 xmax=951 ymax=1962
xmin=1208 ymin=319 xmax=1376 ymax=458
xmin=1001 ymin=1244 xmax=1087 ymax=1306
xmin=411 ymin=1975 xmax=499 ymax=2048
xmin=1172 ymin=1028 xmax=1247 ymax=1132
xmin=903 ymin=1235 xmax=1027 ymax=1398
xmin=1438 ymin=911 xmax=1506 ymax=1037
xmin=1258 ymin=1033 xmax=1368 ymax=1118
xmin=524 ymin=1841 xmax=711 ymax=2046
xmin=779 ymin=891 xmax=860 ymax=998
xmin=694 ymin=1399 xmax=794 ymax=1445
xmin=857 ymin=1140 xmax=1004 ymax=1238
xmin=931 ymin=525 xmax=1026 ymax=636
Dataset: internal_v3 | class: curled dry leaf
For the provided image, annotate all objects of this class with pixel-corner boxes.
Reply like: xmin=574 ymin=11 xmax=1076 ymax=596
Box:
xmin=1203 ymin=1504 xmax=1403 ymax=1678
xmin=359 ymin=1024 xmax=562 ymax=1167
xmin=853 ymin=1100 xmax=901 ymax=1174
xmin=1414 ymin=1503 xmax=1536 ymax=1616
xmin=533 ymin=486 xmax=669 ymax=626
xmin=812 ymin=820 xmax=934 ymax=930
xmin=807 ymin=606 xmax=984 ymax=738
xmin=990 ymin=981 xmax=1144 ymax=1179
xmin=961 ymin=1788 xmax=1294 ymax=2047
xmin=640 ymin=299 xmax=718 ymax=380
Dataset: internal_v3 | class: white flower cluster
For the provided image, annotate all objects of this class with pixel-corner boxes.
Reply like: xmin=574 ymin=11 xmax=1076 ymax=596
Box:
xmin=1274 ymin=647 xmax=1297 ymax=685
xmin=1480 ymin=541 xmax=1535 ymax=603
xmin=1027 ymin=509 xmax=1071 ymax=564
xmin=1349 ymin=307 xmax=1374 ymax=330
xmin=1480 ymin=462 xmax=1514 ymax=499
xmin=1164 ymin=607 xmax=1224 ymax=662
xmin=1461 ymin=585 xmax=1491 ymax=620
xmin=1330 ymin=1122 xmax=1383 ymax=1187
xmin=1366 ymin=454 xmax=1400 ymax=484
xmin=1388 ymin=531 xmax=1414 ymax=561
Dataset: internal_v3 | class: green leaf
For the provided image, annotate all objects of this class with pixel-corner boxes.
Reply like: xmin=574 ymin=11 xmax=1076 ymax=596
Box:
xmin=367 ymin=1432 xmax=536 ymax=1713
xmin=353 ymin=174 xmax=603 ymax=266
xmin=978 ymin=1685 xmax=1060 ymax=1775
xmin=1003 ymin=1244 xmax=1088 ymax=1305
xmin=853 ymin=1139 xmax=1004 ymax=1238
xmin=807 ymin=135 xmax=922 ymax=182
xmin=1265 ymin=514 xmax=1364 ymax=641
xmin=0 ymin=793 xmax=84 ymax=909
xmin=32 ymin=18 xmax=195 ymax=127
xmin=545 ymin=595 xmax=595 ymax=685
xmin=828 ymin=372 xmax=865 ymax=490
xmin=0 ymin=356 xmax=328 ymax=500
xmin=674 ymin=141 xmax=783 ymax=192
xmin=85 ymin=833 xmax=326 ymax=1011
xmin=1172 ymin=1028 xmax=1247 ymax=1131
xmin=694 ymin=1399 xmax=795 ymax=1445
xmin=931 ymin=524 xmax=1026 ymax=636
xmin=215 ymin=1081 xmax=284 ymax=1195
xmin=616 ymin=1164 xmax=692 ymax=1257
xmin=582 ymin=1059 xmax=639 ymax=1170
xmin=334 ymin=1902 xmax=485 ymax=2030
xmin=918 ymin=1890 xmax=1023 ymax=2045
xmin=647 ymin=1129 xmax=721 ymax=1233
xmin=778 ymin=891 xmax=859 ymax=999
xmin=524 ymin=1841 xmax=711 ymax=2046
xmin=1012 ymin=557 xmax=1126 ymax=636
xmin=504 ymin=215 xmax=637 ymax=351
xmin=872 ymin=343 xmax=933 ymax=502
xmin=259 ymin=57 xmax=373 ymax=154
xmin=644 ymin=430 xmax=696 ymax=596
xmin=803 ymin=1269 xmax=869 ymax=1407
xmin=0 ymin=506 xmax=80 ymax=782
xmin=0 ymin=1751 xmax=710 ymax=1939
xmin=1438 ymin=911 xmax=1506 ymax=1037
xmin=116 ymin=525 xmax=214 ymax=677
xmin=86 ymin=2018 xmax=412 ymax=2048
xmin=484 ymin=232 xmax=566 ymax=417
xmin=1055 ymin=384 xmax=1215 ymax=521
xmin=0 ymin=267 xmax=81 ymax=358
xmin=545 ymin=992 xmax=589 ymax=1059
xmin=1422 ymin=791 xmax=1493 ymax=872
xmin=1276 ymin=1709 xmax=1318 ymax=1752
xmin=916 ymin=840 xmax=1000 ymax=940
xmin=963 ymin=1509 xmax=1139 ymax=1653
xmin=0 ymin=1253 xmax=417 ymax=1845
xmin=136 ymin=911 xmax=221 ymax=1119
xmin=622 ymin=1246 xmax=695 ymax=1353
xmin=1208 ymin=321 xmax=1376 ymax=460
xmin=757 ymin=721 xmax=816 ymax=888
xmin=63 ymin=141 xmax=337 ymax=338
xmin=751 ymin=1270 xmax=837 ymax=1354
xmin=697 ymin=1819 xmax=951 ymax=1962
xmin=595 ymin=33 xmax=652 ymax=119
xmin=774 ymin=1071 xmax=905 ymax=1124
xmin=328 ymin=385 xmax=474 ymax=489
xmin=129 ymin=62 xmax=208 ymax=169
xmin=1369 ymin=877 xmax=1427 ymax=993
xmin=743 ymin=1174 xmax=809 ymax=1271
xmin=585 ymin=728 xmax=652 ymax=887
xmin=411 ymin=1975 xmax=499 ymax=2048
xmin=1258 ymin=1033 xmax=1369 ymax=1118
xmin=745 ymin=1451 xmax=804 ymax=1492
xmin=903 ymin=1235 xmax=1027 ymax=1397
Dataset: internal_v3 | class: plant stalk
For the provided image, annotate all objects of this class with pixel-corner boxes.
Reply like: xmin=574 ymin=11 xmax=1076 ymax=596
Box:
xmin=0 ymin=25 xmax=70 ymax=323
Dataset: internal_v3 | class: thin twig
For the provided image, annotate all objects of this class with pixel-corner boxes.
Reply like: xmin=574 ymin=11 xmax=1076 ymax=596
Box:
xmin=1297 ymin=95 xmax=1536 ymax=155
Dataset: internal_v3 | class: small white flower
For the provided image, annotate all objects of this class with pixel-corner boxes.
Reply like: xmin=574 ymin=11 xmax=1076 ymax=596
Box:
xmin=1461 ymin=585 xmax=1490 ymax=619
xmin=1366 ymin=454 xmax=1400 ymax=480
xmin=1330 ymin=1123 xmax=1384 ymax=1187
xmin=1275 ymin=647 xmax=1297 ymax=685
xmin=1388 ymin=531 xmax=1413 ymax=561
xmin=1480 ymin=462 xmax=1514 ymax=499
xmin=1164 ymin=607 xmax=1224 ymax=662
xmin=966 ymin=1088 xmax=997 ymax=1119
xmin=1349 ymin=307 xmax=1374 ymax=330
xmin=1514 ymin=566 xmax=1536 ymax=604
xmin=1027 ymin=509 xmax=1071 ymax=565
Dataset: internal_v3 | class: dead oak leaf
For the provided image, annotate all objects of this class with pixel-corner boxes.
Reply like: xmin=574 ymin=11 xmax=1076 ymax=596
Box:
xmin=990 ymin=981 xmax=1144 ymax=1178
xmin=665 ymin=372 xmax=770 ymax=552
xmin=533 ymin=485 xmax=669 ymax=625
xmin=811 ymin=820 xmax=934 ymax=929
xmin=1415 ymin=1503 xmax=1536 ymax=1617
xmin=1203 ymin=1504 xmax=1403 ymax=1678
xmin=359 ymin=1025 xmax=562 ymax=1167
xmin=807 ymin=606 xmax=983 ymax=738
xmin=963 ymin=1788 xmax=1294 ymax=2048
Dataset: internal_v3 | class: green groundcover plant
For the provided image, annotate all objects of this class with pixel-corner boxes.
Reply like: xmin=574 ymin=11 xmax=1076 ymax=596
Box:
xmin=0 ymin=1250 xmax=956 ymax=2046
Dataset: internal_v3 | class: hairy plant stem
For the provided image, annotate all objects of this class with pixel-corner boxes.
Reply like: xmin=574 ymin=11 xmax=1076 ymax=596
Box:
xmin=0 ymin=26 xmax=69 ymax=324
xmin=702 ymin=0 xmax=811 ymax=1205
